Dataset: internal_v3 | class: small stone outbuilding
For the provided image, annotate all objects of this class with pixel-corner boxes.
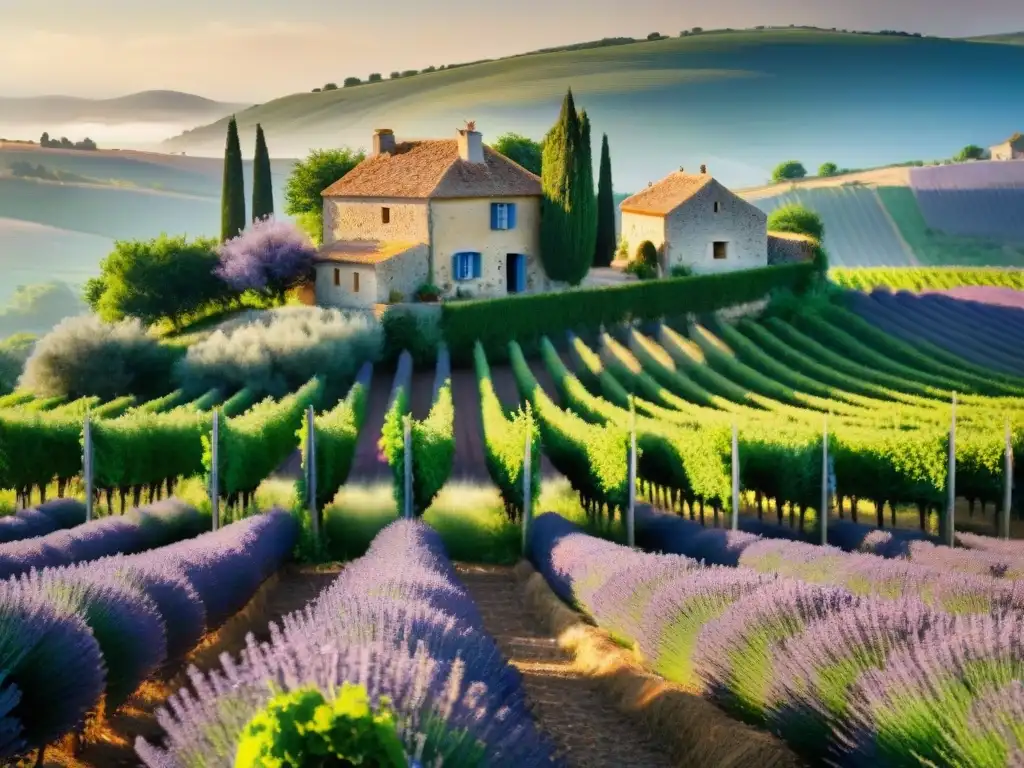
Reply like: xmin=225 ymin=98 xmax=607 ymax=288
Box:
xmin=990 ymin=133 xmax=1024 ymax=161
xmin=619 ymin=168 xmax=768 ymax=275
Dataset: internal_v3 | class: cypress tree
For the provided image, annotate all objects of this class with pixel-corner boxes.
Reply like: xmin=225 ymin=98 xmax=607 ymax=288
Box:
xmin=221 ymin=116 xmax=246 ymax=241
xmin=594 ymin=133 xmax=616 ymax=267
xmin=251 ymin=123 xmax=274 ymax=222
xmin=539 ymin=89 xmax=593 ymax=286
xmin=576 ymin=110 xmax=597 ymax=276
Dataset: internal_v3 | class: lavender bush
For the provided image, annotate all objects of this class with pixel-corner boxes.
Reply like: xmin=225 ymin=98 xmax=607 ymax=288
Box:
xmin=532 ymin=512 xmax=1024 ymax=767
xmin=215 ymin=217 xmax=317 ymax=303
xmin=0 ymin=580 xmax=105 ymax=755
xmin=174 ymin=306 xmax=382 ymax=398
xmin=0 ymin=499 xmax=204 ymax=579
xmin=137 ymin=520 xmax=562 ymax=767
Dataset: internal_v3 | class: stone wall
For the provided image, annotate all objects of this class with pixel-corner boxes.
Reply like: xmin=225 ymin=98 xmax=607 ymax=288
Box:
xmin=429 ymin=196 xmax=543 ymax=299
xmin=767 ymin=232 xmax=816 ymax=265
xmin=323 ymin=197 xmax=429 ymax=244
xmin=664 ymin=180 xmax=768 ymax=274
xmin=375 ymin=245 xmax=430 ymax=302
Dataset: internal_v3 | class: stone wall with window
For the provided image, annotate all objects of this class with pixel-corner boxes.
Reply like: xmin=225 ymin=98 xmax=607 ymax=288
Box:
xmin=663 ymin=181 xmax=767 ymax=274
xmin=322 ymin=198 xmax=429 ymax=244
xmin=429 ymin=196 xmax=545 ymax=299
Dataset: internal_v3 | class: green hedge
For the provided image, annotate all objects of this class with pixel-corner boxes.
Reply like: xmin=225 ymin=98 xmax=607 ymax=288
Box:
xmin=441 ymin=263 xmax=814 ymax=362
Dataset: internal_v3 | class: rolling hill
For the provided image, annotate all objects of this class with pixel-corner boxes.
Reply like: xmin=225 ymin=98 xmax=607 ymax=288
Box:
xmin=0 ymin=90 xmax=247 ymax=125
xmin=742 ymin=161 xmax=1024 ymax=268
xmin=0 ymin=144 xmax=296 ymax=304
xmin=162 ymin=29 xmax=1024 ymax=193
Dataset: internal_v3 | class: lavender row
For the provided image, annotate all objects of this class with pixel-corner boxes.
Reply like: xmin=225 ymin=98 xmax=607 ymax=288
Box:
xmin=0 ymin=499 xmax=86 ymax=544
xmin=0 ymin=499 xmax=207 ymax=579
xmin=0 ymin=509 xmax=297 ymax=761
xmin=733 ymin=513 xmax=1024 ymax=583
xmin=138 ymin=520 xmax=563 ymax=767
xmin=636 ymin=507 xmax=1024 ymax=614
xmin=529 ymin=512 xmax=1024 ymax=767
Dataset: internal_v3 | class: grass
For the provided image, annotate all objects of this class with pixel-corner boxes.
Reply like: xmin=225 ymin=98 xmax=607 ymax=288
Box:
xmin=323 ymin=477 xmax=621 ymax=564
xmin=875 ymin=186 xmax=1024 ymax=267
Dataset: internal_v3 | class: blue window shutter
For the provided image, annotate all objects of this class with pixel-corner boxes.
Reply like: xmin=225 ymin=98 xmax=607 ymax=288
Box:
xmin=508 ymin=203 xmax=517 ymax=230
xmin=452 ymin=253 xmax=461 ymax=280
xmin=472 ymin=252 xmax=482 ymax=278
xmin=490 ymin=203 xmax=498 ymax=230
xmin=517 ymin=253 xmax=526 ymax=291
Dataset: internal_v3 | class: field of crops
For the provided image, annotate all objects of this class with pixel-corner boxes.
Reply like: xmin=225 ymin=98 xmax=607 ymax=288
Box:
xmin=831 ymin=266 xmax=1024 ymax=292
xmin=908 ymin=162 xmax=1024 ymax=242
xmin=3 ymin=290 xmax=1024 ymax=765
xmin=751 ymin=187 xmax=914 ymax=267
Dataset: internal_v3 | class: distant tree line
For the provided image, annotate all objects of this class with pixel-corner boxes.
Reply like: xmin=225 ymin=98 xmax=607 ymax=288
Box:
xmin=38 ymin=132 xmax=97 ymax=150
xmin=771 ymin=141 xmax=992 ymax=184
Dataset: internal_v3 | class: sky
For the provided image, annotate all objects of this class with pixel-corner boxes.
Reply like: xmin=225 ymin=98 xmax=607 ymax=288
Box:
xmin=2 ymin=0 xmax=1023 ymax=102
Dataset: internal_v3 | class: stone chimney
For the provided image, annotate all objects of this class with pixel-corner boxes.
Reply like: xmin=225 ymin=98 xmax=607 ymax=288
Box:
xmin=372 ymin=128 xmax=396 ymax=156
xmin=700 ymin=164 xmax=707 ymax=174
xmin=457 ymin=121 xmax=484 ymax=163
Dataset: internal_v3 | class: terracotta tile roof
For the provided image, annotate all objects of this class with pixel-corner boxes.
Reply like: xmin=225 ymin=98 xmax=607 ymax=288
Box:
xmin=619 ymin=172 xmax=714 ymax=216
xmin=314 ymin=240 xmax=418 ymax=265
xmin=321 ymin=140 xmax=541 ymax=199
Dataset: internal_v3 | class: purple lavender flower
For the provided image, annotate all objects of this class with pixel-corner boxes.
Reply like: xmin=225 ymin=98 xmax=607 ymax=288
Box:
xmin=691 ymin=580 xmax=859 ymax=725
xmin=136 ymin=519 xmax=562 ymax=767
xmin=0 ymin=579 xmax=105 ymax=754
xmin=17 ymin=565 xmax=167 ymax=709
xmin=766 ymin=597 xmax=951 ymax=761
xmin=215 ymin=217 xmax=316 ymax=302
xmin=843 ymin=612 xmax=1024 ymax=767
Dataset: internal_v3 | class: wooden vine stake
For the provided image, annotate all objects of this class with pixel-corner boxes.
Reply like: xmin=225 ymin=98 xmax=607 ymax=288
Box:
xmin=946 ymin=392 xmax=957 ymax=546
xmin=403 ymin=414 xmax=413 ymax=520
xmin=1003 ymin=418 xmax=1013 ymax=541
xmin=210 ymin=409 xmax=220 ymax=532
xmin=522 ymin=408 xmax=533 ymax=556
xmin=627 ymin=395 xmax=637 ymax=548
xmin=83 ymin=411 xmax=93 ymax=522
xmin=730 ymin=421 xmax=740 ymax=531
xmin=821 ymin=413 xmax=829 ymax=547
xmin=306 ymin=405 xmax=319 ymax=545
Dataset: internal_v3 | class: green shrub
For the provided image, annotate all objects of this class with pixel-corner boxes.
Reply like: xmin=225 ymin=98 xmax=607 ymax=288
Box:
xmin=379 ymin=351 xmax=455 ymax=516
xmin=625 ymin=260 xmax=657 ymax=280
xmin=636 ymin=240 xmax=659 ymax=267
xmin=235 ymin=684 xmax=407 ymax=768
xmin=381 ymin=307 xmax=441 ymax=367
xmin=767 ymin=204 xmax=825 ymax=242
xmin=670 ymin=264 xmax=693 ymax=278
xmin=441 ymin=263 xmax=813 ymax=363
xmin=474 ymin=342 xmax=541 ymax=520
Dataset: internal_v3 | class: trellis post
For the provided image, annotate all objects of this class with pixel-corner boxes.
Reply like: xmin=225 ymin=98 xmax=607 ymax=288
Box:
xmin=627 ymin=396 xmax=637 ymax=548
xmin=730 ymin=421 xmax=740 ymax=531
xmin=946 ymin=392 xmax=957 ymax=546
xmin=821 ymin=414 xmax=829 ymax=547
xmin=1003 ymin=418 xmax=1013 ymax=541
xmin=210 ymin=409 xmax=220 ymax=532
xmin=403 ymin=415 xmax=413 ymax=520
xmin=522 ymin=409 xmax=533 ymax=556
xmin=83 ymin=412 xmax=93 ymax=522
xmin=306 ymin=405 xmax=319 ymax=545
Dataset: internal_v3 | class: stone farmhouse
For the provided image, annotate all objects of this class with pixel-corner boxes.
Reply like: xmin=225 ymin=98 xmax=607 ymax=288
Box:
xmin=990 ymin=133 xmax=1024 ymax=161
xmin=618 ymin=168 xmax=769 ymax=275
xmin=314 ymin=125 xmax=551 ymax=309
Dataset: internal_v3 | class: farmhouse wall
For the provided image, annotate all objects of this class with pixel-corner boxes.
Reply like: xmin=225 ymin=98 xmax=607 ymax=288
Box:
xmin=314 ymin=245 xmax=428 ymax=309
xmin=429 ymin=196 xmax=544 ymax=299
xmin=664 ymin=181 xmax=767 ymax=274
xmin=619 ymin=212 xmax=666 ymax=261
xmin=323 ymin=198 xmax=429 ymax=244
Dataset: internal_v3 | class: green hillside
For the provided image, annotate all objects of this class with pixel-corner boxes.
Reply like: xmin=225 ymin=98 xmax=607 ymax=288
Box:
xmin=164 ymin=29 xmax=1024 ymax=193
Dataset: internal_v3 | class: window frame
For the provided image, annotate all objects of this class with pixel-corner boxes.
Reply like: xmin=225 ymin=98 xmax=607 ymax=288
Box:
xmin=381 ymin=206 xmax=391 ymax=224
xmin=713 ymin=241 xmax=728 ymax=260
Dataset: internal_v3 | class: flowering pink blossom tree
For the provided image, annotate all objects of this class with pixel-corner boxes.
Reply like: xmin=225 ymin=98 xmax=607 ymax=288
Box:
xmin=215 ymin=217 xmax=316 ymax=303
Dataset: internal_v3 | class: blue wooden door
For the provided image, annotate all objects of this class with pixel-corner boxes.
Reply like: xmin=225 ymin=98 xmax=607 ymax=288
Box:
xmin=515 ymin=254 xmax=527 ymax=293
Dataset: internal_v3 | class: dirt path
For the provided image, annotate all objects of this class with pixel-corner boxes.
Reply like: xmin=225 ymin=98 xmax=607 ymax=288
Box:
xmin=408 ymin=370 xmax=437 ymax=420
xmin=449 ymin=368 xmax=490 ymax=482
xmin=43 ymin=564 xmax=343 ymax=767
xmin=348 ymin=368 xmax=398 ymax=482
xmin=457 ymin=564 xmax=674 ymax=768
